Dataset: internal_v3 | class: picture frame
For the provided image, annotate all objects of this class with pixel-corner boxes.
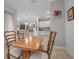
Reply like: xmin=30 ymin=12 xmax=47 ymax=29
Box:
xmin=67 ymin=7 xmax=74 ymax=21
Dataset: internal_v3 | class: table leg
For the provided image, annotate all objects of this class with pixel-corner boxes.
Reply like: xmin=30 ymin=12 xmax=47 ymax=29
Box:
xmin=23 ymin=50 xmax=30 ymax=59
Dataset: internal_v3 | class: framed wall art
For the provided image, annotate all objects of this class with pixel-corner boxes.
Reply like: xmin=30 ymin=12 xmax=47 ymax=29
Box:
xmin=67 ymin=7 xmax=74 ymax=21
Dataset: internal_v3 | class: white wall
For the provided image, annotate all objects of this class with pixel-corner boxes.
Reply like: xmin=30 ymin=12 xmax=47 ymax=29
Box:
xmin=50 ymin=0 xmax=65 ymax=47
xmin=4 ymin=5 xmax=17 ymax=31
xmin=64 ymin=0 xmax=74 ymax=57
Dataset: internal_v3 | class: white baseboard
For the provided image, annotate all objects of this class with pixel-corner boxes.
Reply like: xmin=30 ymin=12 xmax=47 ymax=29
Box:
xmin=53 ymin=46 xmax=66 ymax=50
xmin=65 ymin=47 xmax=74 ymax=59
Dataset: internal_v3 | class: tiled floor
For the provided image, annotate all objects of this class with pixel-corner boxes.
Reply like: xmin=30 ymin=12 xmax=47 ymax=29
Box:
xmin=51 ymin=48 xmax=73 ymax=59
xmin=4 ymin=47 xmax=73 ymax=59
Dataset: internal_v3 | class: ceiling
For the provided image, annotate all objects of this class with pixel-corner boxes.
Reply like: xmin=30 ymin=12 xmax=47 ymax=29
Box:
xmin=5 ymin=0 xmax=50 ymax=16
xmin=4 ymin=0 xmax=56 ymax=24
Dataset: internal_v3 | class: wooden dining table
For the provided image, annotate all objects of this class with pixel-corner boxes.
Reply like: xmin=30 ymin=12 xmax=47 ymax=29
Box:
xmin=13 ymin=36 xmax=43 ymax=59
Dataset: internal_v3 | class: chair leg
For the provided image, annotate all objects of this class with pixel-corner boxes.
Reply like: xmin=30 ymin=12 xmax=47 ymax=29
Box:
xmin=48 ymin=53 xmax=50 ymax=59
xmin=48 ymin=55 xmax=50 ymax=59
xmin=17 ymin=57 xmax=19 ymax=59
xmin=7 ymin=54 xmax=10 ymax=59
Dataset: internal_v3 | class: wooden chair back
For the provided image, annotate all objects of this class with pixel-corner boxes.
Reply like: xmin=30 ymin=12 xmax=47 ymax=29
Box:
xmin=4 ymin=31 xmax=16 ymax=47
xmin=4 ymin=31 xmax=16 ymax=55
xmin=47 ymin=31 xmax=57 ymax=55
xmin=17 ymin=30 xmax=24 ymax=40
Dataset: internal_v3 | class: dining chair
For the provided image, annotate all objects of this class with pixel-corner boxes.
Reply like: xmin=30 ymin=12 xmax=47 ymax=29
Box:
xmin=39 ymin=31 xmax=57 ymax=59
xmin=4 ymin=31 xmax=22 ymax=59
xmin=29 ymin=31 xmax=57 ymax=59
xmin=17 ymin=30 xmax=24 ymax=40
